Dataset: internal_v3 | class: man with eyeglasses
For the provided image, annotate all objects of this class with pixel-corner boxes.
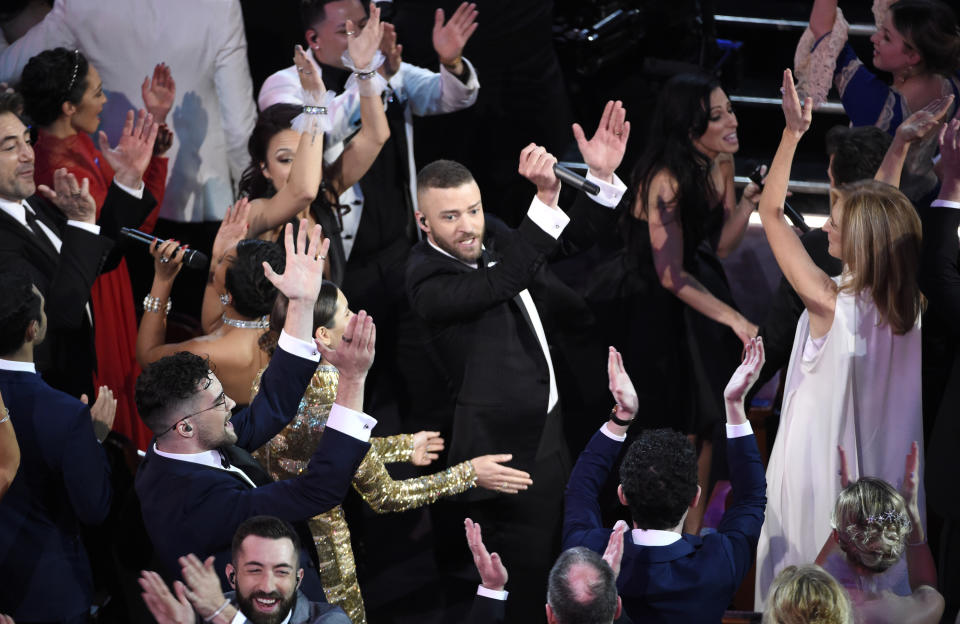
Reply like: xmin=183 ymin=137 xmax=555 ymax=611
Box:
xmin=134 ymin=222 xmax=377 ymax=603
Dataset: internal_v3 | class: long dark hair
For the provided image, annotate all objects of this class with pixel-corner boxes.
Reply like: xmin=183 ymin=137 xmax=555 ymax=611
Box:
xmin=20 ymin=47 xmax=89 ymax=127
xmin=630 ymin=73 xmax=721 ymax=233
xmin=890 ymin=0 xmax=960 ymax=76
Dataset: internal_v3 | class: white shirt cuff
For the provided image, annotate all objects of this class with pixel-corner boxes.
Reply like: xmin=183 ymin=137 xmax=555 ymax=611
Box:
xmin=327 ymin=403 xmax=377 ymax=442
xmin=931 ymin=199 xmax=960 ymax=210
xmin=526 ymin=194 xmax=570 ymax=239
xmin=585 ymin=172 xmax=627 ymax=208
xmin=228 ymin=609 xmax=246 ymax=624
xmin=725 ymin=422 xmax=754 ymax=439
xmin=112 ymin=178 xmax=144 ymax=199
xmin=66 ymin=220 xmax=101 ymax=235
xmin=277 ymin=329 xmax=321 ymax=362
xmin=476 ymin=585 xmax=508 ymax=601
xmin=600 ymin=422 xmax=627 ymax=442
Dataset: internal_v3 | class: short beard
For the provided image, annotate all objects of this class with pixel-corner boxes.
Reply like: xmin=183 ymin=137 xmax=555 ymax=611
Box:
xmin=237 ymin=590 xmax=297 ymax=624
xmin=434 ymin=230 xmax=483 ymax=264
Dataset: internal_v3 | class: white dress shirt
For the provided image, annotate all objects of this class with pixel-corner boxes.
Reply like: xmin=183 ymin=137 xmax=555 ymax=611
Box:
xmin=0 ymin=0 xmax=258 ymax=222
xmin=0 ymin=358 xmax=37 ymax=373
xmin=259 ymin=59 xmax=480 ymax=259
xmin=228 ymin=608 xmax=291 ymax=624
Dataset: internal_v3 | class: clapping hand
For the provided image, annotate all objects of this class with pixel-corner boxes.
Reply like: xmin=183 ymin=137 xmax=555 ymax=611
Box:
xmin=432 ymin=2 xmax=478 ymax=70
xmin=573 ymin=100 xmax=630 ymax=183
xmin=608 ymin=346 xmax=638 ymax=421
xmin=315 ymin=311 xmax=376 ymax=380
xmin=37 ymin=168 xmax=96 ymax=223
xmin=81 ymin=385 xmax=116 ymax=442
xmin=411 ymin=430 xmax=444 ymax=465
xmin=211 ymin=196 xmax=250 ymax=264
xmin=179 ymin=554 xmax=231 ymax=621
xmin=518 ymin=143 xmax=560 ymax=208
xmin=138 ymin=570 xmax=194 ymax=624
xmin=98 ymin=109 xmax=159 ymax=190
xmin=465 ymin=518 xmax=507 ymax=591
xmin=141 ymin=63 xmax=176 ymax=124
xmin=379 ymin=22 xmax=403 ymax=79
xmin=897 ymin=95 xmax=953 ymax=144
xmin=781 ymin=69 xmax=812 ymax=139
xmin=603 ymin=520 xmax=629 ymax=580
xmin=346 ymin=2 xmax=383 ymax=70
xmin=263 ymin=220 xmax=330 ymax=304
xmin=293 ymin=45 xmax=325 ymax=95
xmin=723 ymin=337 xmax=765 ymax=404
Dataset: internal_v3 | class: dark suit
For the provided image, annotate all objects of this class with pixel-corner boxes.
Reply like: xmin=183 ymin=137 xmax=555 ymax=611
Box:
xmin=406 ymin=192 xmax=614 ymax=622
xmin=466 ymin=594 xmax=506 ymax=624
xmin=0 ymin=366 xmax=113 ymax=622
xmin=135 ymin=348 xmax=370 ymax=603
xmin=563 ymin=429 xmax=766 ymax=624
xmin=0 ymin=185 xmax=155 ymax=399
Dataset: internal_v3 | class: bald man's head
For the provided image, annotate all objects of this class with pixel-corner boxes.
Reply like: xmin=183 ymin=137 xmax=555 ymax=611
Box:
xmin=546 ymin=548 xmax=619 ymax=624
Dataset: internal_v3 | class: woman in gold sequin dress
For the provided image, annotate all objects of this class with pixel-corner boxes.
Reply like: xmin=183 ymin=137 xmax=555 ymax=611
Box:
xmin=253 ymin=283 xmax=534 ymax=624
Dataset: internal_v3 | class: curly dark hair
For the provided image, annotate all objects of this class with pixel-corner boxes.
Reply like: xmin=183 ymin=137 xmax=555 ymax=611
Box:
xmin=225 ymin=239 xmax=286 ymax=319
xmin=20 ymin=47 xmax=89 ymax=127
xmin=825 ymin=125 xmax=892 ymax=186
xmin=231 ymin=515 xmax=302 ymax=563
xmin=0 ymin=273 xmax=42 ymax=356
xmin=135 ymin=352 xmax=213 ymax=432
xmin=619 ymin=428 xmax=698 ymax=530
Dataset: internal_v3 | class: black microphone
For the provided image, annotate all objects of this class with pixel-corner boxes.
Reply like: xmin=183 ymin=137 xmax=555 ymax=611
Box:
xmin=120 ymin=227 xmax=210 ymax=270
xmin=748 ymin=164 xmax=810 ymax=233
xmin=553 ymin=163 xmax=600 ymax=196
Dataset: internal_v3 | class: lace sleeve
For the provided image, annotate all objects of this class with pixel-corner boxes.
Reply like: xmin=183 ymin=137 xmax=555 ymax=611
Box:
xmin=370 ymin=434 xmax=414 ymax=464
xmin=352 ymin=448 xmax=478 ymax=513
xmin=794 ymin=8 xmax=851 ymax=107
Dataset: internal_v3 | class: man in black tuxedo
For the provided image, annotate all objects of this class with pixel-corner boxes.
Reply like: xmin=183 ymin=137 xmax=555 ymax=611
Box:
xmin=0 ymin=272 xmax=117 ymax=623
xmin=0 ymin=92 xmax=158 ymax=400
xmin=134 ymin=223 xmax=377 ymax=603
xmin=405 ymin=102 xmax=629 ymax=622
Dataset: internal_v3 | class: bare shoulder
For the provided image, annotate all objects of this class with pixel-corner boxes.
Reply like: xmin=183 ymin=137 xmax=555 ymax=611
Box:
xmin=635 ymin=169 xmax=679 ymax=220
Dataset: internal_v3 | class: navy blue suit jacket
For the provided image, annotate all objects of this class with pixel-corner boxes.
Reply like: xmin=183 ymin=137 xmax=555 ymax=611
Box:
xmin=563 ymin=428 xmax=766 ymax=624
xmin=0 ymin=367 xmax=112 ymax=621
xmin=135 ymin=348 xmax=370 ymax=601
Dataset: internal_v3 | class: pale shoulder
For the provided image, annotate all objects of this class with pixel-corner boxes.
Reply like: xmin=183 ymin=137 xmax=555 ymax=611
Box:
xmin=634 ymin=169 xmax=679 ymax=219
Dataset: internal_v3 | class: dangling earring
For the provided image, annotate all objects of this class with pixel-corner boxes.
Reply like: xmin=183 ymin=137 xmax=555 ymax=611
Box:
xmin=219 ymin=293 xmax=232 ymax=306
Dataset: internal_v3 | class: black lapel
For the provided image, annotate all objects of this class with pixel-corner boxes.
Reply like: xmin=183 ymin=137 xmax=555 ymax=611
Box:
xmin=0 ymin=205 xmax=58 ymax=266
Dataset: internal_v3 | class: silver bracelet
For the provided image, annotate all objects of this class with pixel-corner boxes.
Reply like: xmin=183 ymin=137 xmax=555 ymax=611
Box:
xmin=356 ymin=70 xmax=377 ymax=81
xmin=302 ymin=105 xmax=327 ymax=115
xmin=204 ymin=599 xmax=231 ymax=623
xmin=0 ymin=407 xmax=9 ymax=425
xmin=143 ymin=294 xmax=172 ymax=315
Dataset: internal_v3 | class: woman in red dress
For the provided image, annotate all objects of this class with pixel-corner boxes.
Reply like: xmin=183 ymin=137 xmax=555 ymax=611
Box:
xmin=20 ymin=48 xmax=173 ymax=449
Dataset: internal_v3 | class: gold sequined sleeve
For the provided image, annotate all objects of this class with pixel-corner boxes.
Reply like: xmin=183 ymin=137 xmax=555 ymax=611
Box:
xmin=370 ymin=434 xmax=414 ymax=465
xmin=352 ymin=446 xmax=477 ymax=513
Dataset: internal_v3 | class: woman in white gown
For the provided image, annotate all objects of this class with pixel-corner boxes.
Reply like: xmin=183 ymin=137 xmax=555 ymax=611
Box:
xmin=754 ymin=69 xmax=924 ymax=607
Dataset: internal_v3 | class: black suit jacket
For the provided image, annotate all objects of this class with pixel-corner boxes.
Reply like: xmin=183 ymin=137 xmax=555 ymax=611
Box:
xmin=135 ymin=348 xmax=370 ymax=602
xmin=405 ymin=193 xmax=614 ymax=491
xmin=0 ymin=368 xmax=112 ymax=621
xmin=0 ymin=185 xmax=155 ymax=398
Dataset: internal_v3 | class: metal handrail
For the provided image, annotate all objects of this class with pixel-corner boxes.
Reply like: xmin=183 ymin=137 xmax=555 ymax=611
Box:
xmin=734 ymin=176 xmax=831 ymax=195
xmin=715 ymin=15 xmax=875 ymax=36
xmin=730 ymin=95 xmax=845 ymax=115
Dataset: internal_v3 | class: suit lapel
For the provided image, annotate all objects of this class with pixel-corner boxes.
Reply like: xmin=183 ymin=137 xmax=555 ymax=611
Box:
xmin=0 ymin=205 xmax=58 ymax=267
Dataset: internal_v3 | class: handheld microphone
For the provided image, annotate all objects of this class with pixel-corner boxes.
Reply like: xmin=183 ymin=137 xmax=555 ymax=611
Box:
xmin=120 ymin=227 xmax=210 ymax=270
xmin=553 ymin=163 xmax=600 ymax=196
xmin=748 ymin=164 xmax=810 ymax=233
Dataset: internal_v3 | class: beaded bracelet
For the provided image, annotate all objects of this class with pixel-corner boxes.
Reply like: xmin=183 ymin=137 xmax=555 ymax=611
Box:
xmin=302 ymin=105 xmax=328 ymax=115
xmin=143 ymin=294 xmax=172 ymax=315
xmin=356 ymin=70 xmax=378 ymax=81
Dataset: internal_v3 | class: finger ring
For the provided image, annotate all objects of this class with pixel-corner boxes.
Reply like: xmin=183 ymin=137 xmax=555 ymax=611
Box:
xmin=303 ymin=70 xmax=312 ymax=75
xmin=159 ymin=256 xmax=170 ymax=263
xmin=296 ymin=66 xmax=304 ymax=73
xmin=346 ymin=30 xmax=356 ymax=36
xmin=614 ymin=131 xmax=622 ymax=136
xmin=342 ymin=337 xmax=353 ymax=344
xmin=71 ymin=192 xmax=82 ymax=198
xmin=314 ymin=254 xmax=326 ymax=260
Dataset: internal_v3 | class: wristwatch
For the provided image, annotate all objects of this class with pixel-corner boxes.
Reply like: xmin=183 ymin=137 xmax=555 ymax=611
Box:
xmin=609 ymin=405 xmax=633 ymax=427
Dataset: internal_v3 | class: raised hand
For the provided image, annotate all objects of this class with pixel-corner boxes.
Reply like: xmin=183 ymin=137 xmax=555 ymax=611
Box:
xmin=607 ymin=346 xmax=638 ymax=420
xmin=465 ymin=518 xmax=508 ymax=591
xmin=836 ymin=444 xmax=853 ymax=488
xmin=471 ymin=454 xmax=533 ymax=494
xmin=346 ymin=2 xmax=383 ymax=70
xmin=411 ymin=430 xmax=444 ymax=466
xmin=149 ymin=238 xmax=186 ymax=282
xmin=901 ymin=440 xmax=921 ymax=513
xmin=293 ymin=45 xmax=326 ymax=95
xmin=153 ymin=124 xmax=174 ymax=156
xmin=37 ymin=168 xmax=96 ymax=223
xmin=572 ymin=100 xmax=630 ymax=183
xmin=141 ymin=63 xmax=176 ymax=124
xmin=379 ymin=22 xmax=403 ymax=79
xmin=178 ymin=554 xmax=232 ymax=621
xmin=315 ymin=310 xmax=376 ymax=380
xmin=138 ymin=570 xmax=194 ymax=624
xmin=432 ymin=2 xmax=478 ymax=68
xmin=518 ymin=143 xmax=560 ymax=207
xmin=211 ymin=196 xmax=250 ymax=263
xmin=781 ymin=69 xmax=812 ymax=138
xmin=603 ymin=520 xmax=628 ymax=579
xmin=723 ymin=336 xmax=765 ymax=404
xmin=263 ymin=220 xmax=330 ymax=304
xmin=897 ymin=95 xmax=954 ymax=144
xmin=81 ymin=385 xmax=117 ymax=442
xmin=939 ymin=118 xmax=960 ymax=179
xmin=98 ymin=109 xmax=159 ymax=189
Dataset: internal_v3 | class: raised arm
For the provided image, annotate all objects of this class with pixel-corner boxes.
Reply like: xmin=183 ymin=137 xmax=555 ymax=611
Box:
xmin=716 ymin=155 xmax=763 ymax=258
xmin=643 ymin=172 xmax=757 ymax=346
xmin=759 ymin=69 xmax=838 ymax=338
xmin=875 ymin=96 xmax=954 ymax=187
xmin=201 ymin=198 xmax=251 ymax=334
xmin=900 ymin=441 xmax=939 ymax=591
xmin=809 ymin=0 xmax=839 ymax=39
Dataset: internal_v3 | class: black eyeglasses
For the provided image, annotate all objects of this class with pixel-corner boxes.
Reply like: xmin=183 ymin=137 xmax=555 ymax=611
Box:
xmin=159 ymin=392 xmax=228 ymax=437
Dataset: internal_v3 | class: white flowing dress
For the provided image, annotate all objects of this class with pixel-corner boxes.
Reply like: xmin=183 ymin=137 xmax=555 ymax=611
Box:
xmin=754 ymin=282 xmax=923 ymax=608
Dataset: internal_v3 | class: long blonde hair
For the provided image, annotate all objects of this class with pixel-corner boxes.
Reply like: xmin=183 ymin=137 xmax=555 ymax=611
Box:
xmin=834 ymin=180 xmax=923 ymax=335
xmin=763 ymin=564 xmax=854 ymax=624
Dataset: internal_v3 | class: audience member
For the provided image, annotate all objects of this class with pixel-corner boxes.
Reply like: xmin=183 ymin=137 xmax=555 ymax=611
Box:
xmin=815 ymin=444 xmax=943 ymax=623
xmin=0 ymin=392 xmax=18 ymax=500
xmin=139 ymin=515 xmax=350 ymax=624
xmin=19 ymin=46 xmax=169 ymax=449
xmin=917 ymin=117 xmax=960 ymax=621
xmin=563 ymin=340 xmax=766 ymax=623
xmin=253 ymin=287 xmax=530 ymax=623
xmin=762 ymin=564 xmax=853 ymax=624
xmin=0 ymin=272 xmax=115 ymax=623
xmin=133 ymin=222 xmax=374 ymax=601
xmin=406 ymin=104 xmax=628 ymax=621
xmin=796 ymin=0 xmax=960 ymax=202
xmin=0 ymin=91 xmax=149 ymax=403
xmin=135 ymin=236 xmax=284 ymax=403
